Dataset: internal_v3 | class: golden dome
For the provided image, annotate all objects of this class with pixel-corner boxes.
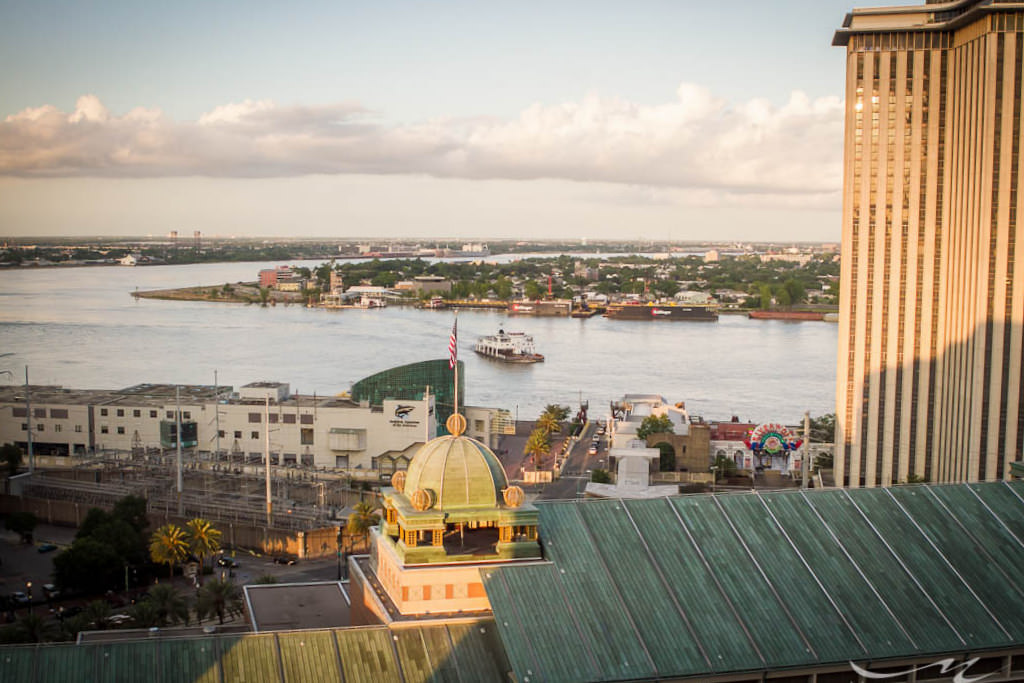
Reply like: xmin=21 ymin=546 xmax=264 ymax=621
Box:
xmin=404 ymin=434 xmax=508 ymax=509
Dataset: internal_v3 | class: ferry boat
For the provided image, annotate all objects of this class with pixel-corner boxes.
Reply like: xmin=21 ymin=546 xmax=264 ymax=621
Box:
xmin=474 ymin=329 xmax=545 ymax=363
xmin=604 ymin=301 xmax=718 ymax=321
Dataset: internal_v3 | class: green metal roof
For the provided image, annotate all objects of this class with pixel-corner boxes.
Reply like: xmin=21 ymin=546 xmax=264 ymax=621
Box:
xmin=0 ymin=620 xmax=510 ymax=683
xmin=481 ymin=481 xmax=1024 ymax=682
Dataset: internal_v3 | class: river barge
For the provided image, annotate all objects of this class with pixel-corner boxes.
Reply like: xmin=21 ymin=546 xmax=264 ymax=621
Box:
xmin=507 ymin=299 xmax=573 ymax=317
xmin=605 ymin=301 xmax=718 ymax=321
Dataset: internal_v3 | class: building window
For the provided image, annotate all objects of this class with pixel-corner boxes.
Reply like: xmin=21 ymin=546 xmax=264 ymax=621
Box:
xmin=301 ymin=428 xmax=314 ymax=445
xmin=117 ymin=426 xmax=125 ymax=435
xmin=183 ymin=411 xmax=191 ymax=420
xmin=54 ymin=424 xmax=62 ymax=433
xmin=283 ymin=414 xmax=296 ymax=424
xmin=20 ymin=423 xmax=27 ymax=431
xmin=251 ymin=431 xmax=259 ymax=440
xmin=474 ymin=420 xmax=485 ymax=432
xmin=100 ymin=408 xmax=108 ymax=417
xmin=218 ymin=430 xmax=225 ymax=438
xmin=234 ymin=431 xmax=242 ymax=439
xmin=36 ymin=423 xmax=44 ymax=431
xmin=166 ymin=411 xmax=173 ymax=419
xmin=117 ymin=409 xmax=124 ymax=417
xmin=248 ymin=413 xmax=261 ymax=423
xmin=33 ymin=408 xmax=46 ymax=418
xmin=133 ymin=409 xmax=141 ymax=418
xmin=74 ymin=425 xmax=82 ymax=433
xmin=268 ymin=414 xmax=279 ymax=424
xmin=12 ymin=407 xmax=26 ymax=418
xmin=150 ymin=410 xmax=157 ymax=418
xmin=101 ymin=425 xmax=108 ymax=434
xmin=50 ymin=408 xmax=68 ymax=419
xmin=300 ymin=414 xmax=313 ymax=425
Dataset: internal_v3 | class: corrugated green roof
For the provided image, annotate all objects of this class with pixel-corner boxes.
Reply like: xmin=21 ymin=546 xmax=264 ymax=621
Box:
xmin=0 ymin=620 xmax=508 ymax=683
xmin=482 ymin=482 xmax=1024 ymax=682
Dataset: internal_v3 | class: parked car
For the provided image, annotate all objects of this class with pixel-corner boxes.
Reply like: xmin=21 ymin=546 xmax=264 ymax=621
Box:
xmin=37 ymin=543 xmax=58 ymax=553
xmin=216 ymin=557 xmax=239 ymax=568
xmin=273 ymin=556 xmax=296 ymax=566
xmin=42 ymin=584 xmax=59 ymax=599
xmin=108 ymin=614 xmax=132 ymax=625
xmin=10 ymin=591 xmax=29 ymax=605
xmin=588 ymin=446 xmax=598 ymax=455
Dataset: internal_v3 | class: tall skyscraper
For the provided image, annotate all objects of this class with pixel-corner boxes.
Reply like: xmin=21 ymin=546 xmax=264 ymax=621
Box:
xmin=834 ymin=1 xmax=1024 ymax=487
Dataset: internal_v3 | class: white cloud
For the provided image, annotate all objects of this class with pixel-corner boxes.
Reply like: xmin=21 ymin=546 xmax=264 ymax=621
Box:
xmin=0 ymin=86 xmax=843 ymax=203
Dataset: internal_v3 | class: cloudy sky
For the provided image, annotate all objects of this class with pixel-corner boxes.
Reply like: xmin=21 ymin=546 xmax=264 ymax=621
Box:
xmin=0 ymin=0 xmax=903 ymax=242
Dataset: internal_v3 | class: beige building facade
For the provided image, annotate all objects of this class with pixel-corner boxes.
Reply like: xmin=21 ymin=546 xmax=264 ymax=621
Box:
xmin=835 ymin=1 xmax=1024 ymax=486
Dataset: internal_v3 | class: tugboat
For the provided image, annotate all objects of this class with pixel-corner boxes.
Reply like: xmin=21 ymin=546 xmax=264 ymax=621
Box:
xmin=474 ymin=329 xmax=545 ymax=363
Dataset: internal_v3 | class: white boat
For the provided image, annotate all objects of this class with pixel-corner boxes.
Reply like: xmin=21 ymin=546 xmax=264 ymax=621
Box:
xmin=474 ymin=329 xmax=544 ymax=363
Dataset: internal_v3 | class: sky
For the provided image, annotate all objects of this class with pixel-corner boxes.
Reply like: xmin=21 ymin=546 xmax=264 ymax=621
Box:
xmin=0 ymin=0 xmax=906 ymax=242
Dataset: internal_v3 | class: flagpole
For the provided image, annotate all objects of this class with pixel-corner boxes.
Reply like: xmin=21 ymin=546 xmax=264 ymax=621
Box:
xmin=453 ymin=313 xmax=459 ymax=418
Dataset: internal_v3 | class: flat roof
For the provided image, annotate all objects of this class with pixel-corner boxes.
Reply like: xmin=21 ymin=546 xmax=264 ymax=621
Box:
xmin=245 ymin=582 xmax=351 ymax=632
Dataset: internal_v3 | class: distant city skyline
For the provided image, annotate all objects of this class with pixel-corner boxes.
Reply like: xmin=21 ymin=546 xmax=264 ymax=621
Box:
xmin=0 ymin=0 xmax=907 ymax=240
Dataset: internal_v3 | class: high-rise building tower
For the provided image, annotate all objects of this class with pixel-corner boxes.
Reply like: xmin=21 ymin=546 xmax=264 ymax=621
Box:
xmin=834 ymin=1 xmax=1024 ymax=487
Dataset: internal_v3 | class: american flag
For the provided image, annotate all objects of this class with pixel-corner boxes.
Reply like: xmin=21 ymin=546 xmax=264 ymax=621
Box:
xmin=448 ymin=318 xmax=458 ymax=369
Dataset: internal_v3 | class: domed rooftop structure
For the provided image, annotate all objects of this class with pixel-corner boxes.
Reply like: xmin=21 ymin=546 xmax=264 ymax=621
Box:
xmin=403 ymin=434 xmax=508 ymax=510
xmin=380 ymin=413 xmax=539 ymax=567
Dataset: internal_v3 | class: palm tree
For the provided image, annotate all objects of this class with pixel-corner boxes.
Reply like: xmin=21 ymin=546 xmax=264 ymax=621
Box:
xmin=524 ymin=429 xmax=550 ymax=469
xmin=146 ymin=584 xmax=189 ymax=626
xmin=84 ymin=600 xmax=112 ymax=630
xmin=126 ymin=600 xmax=161 ymax=629
xmin=346 ymin=501 xmax=380 ymax=551
xmin=542 ymin=404 xmax=570 ymax=423
xmin=185 ymin=518 xmax=222 ymax=572
xmin=196 ymin=578 xmax=243 ymax=625
xmin=149 ymin=523 xmax=188 ymax=579
xmin=536 ymin=413 xmax=561 ymax=437
xmin=14 ymin=613 xmax=54 ymax=643
xmin=252 ymin=574 xmax=279 ymax=585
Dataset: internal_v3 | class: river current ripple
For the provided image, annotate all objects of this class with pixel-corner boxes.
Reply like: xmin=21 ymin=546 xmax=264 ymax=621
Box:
xmin=0 ymin=260 xmax=837 ymax=423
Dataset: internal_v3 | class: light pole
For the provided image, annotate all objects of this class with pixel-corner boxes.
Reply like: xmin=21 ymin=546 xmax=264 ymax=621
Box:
xmin=336 ymin=526 xmax=343 ymax=581
xmin=26 ymin=581 xmax=32 ymax=614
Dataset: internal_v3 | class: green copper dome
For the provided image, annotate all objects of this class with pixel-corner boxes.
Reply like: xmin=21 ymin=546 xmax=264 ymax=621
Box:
xmin=403 ymin=434 xmax=508 ymax=509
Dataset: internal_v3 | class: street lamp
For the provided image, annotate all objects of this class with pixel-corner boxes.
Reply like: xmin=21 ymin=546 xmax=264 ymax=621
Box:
xmin=26 ymin=581 xmax=32 ymax=614
xmin=336 ymin=526 xmax=343 ymax=581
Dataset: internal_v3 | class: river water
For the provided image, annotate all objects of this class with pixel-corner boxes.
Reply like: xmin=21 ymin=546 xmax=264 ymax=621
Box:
xmin=0 ymin=260 xmax=837 ymax=423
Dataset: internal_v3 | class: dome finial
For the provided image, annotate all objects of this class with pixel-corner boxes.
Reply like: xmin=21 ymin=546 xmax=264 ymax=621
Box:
xmin=446 ymin=413 xmax=467 ymax=436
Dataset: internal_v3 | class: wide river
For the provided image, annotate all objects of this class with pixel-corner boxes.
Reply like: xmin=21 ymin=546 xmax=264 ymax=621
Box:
xmin=0 ymin=259 xmax=837 ymax=423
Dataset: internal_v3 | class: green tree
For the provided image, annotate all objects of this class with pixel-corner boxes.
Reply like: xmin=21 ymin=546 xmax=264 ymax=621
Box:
xmin=126 ymin=600 xmax=161 ymax=629
xmin=590 ymin=469 xmax=612 ymax=484
xmin=808 ymin=413 xmax=836 ymax=443
xmin=783 ymin=278 xmax=806 ymax=306
xmin=185 ymin=518 xmax=222 ymax=571
xmin=83 ymin=600 xmax=112 ymax=630
xmin=53 ymin=537 xmax=122 ymax=594
xmin=712 ymin=454 xmax=738 ymax=479
xmin=542 ymin=404 xmax=571 ymax=423
xmin=11 ymin=613 xmax=54 ymax=643
xmin=346 ymin=501 xmax=381 ymax=550
xmin=5 ymin=511 xmax=37 ymax=543
xmin=536 ymin=413 xmax=561 ymax=437
xmin=523 ymin=281 xmax=543 ymax=299
xmin=145 ymin=584 xmax=190 ymax=626
xmin=0 ymin=443 xmax=22 ymax=477
xmin=196 ymin=578 xmax=243 ymax=625
xmin=112 ymin=495 xmax=149 ymax=534
xmin=524 ymin=429 xmax=550 ymax=469
xmin=636 ymin=415 xmax=674 ymax=441
xmin=149 ymin=523 xmax=189 ymax=579
xmin=258 ymin=287 xmax=270 ymax=306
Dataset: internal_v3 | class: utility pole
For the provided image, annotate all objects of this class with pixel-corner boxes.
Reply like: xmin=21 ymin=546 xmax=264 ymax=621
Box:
xmin=214 ymin=370 xmax=221 ymax=462
xmin=176 ymin=386 xmax=183 ymax=515
xmin=265 ymin=397 xmax=272 ymax=528
xmin=802 ymin=411 xmax=810 ymax=490
xmin=25 ymin=366 xmax=34 ymax=474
